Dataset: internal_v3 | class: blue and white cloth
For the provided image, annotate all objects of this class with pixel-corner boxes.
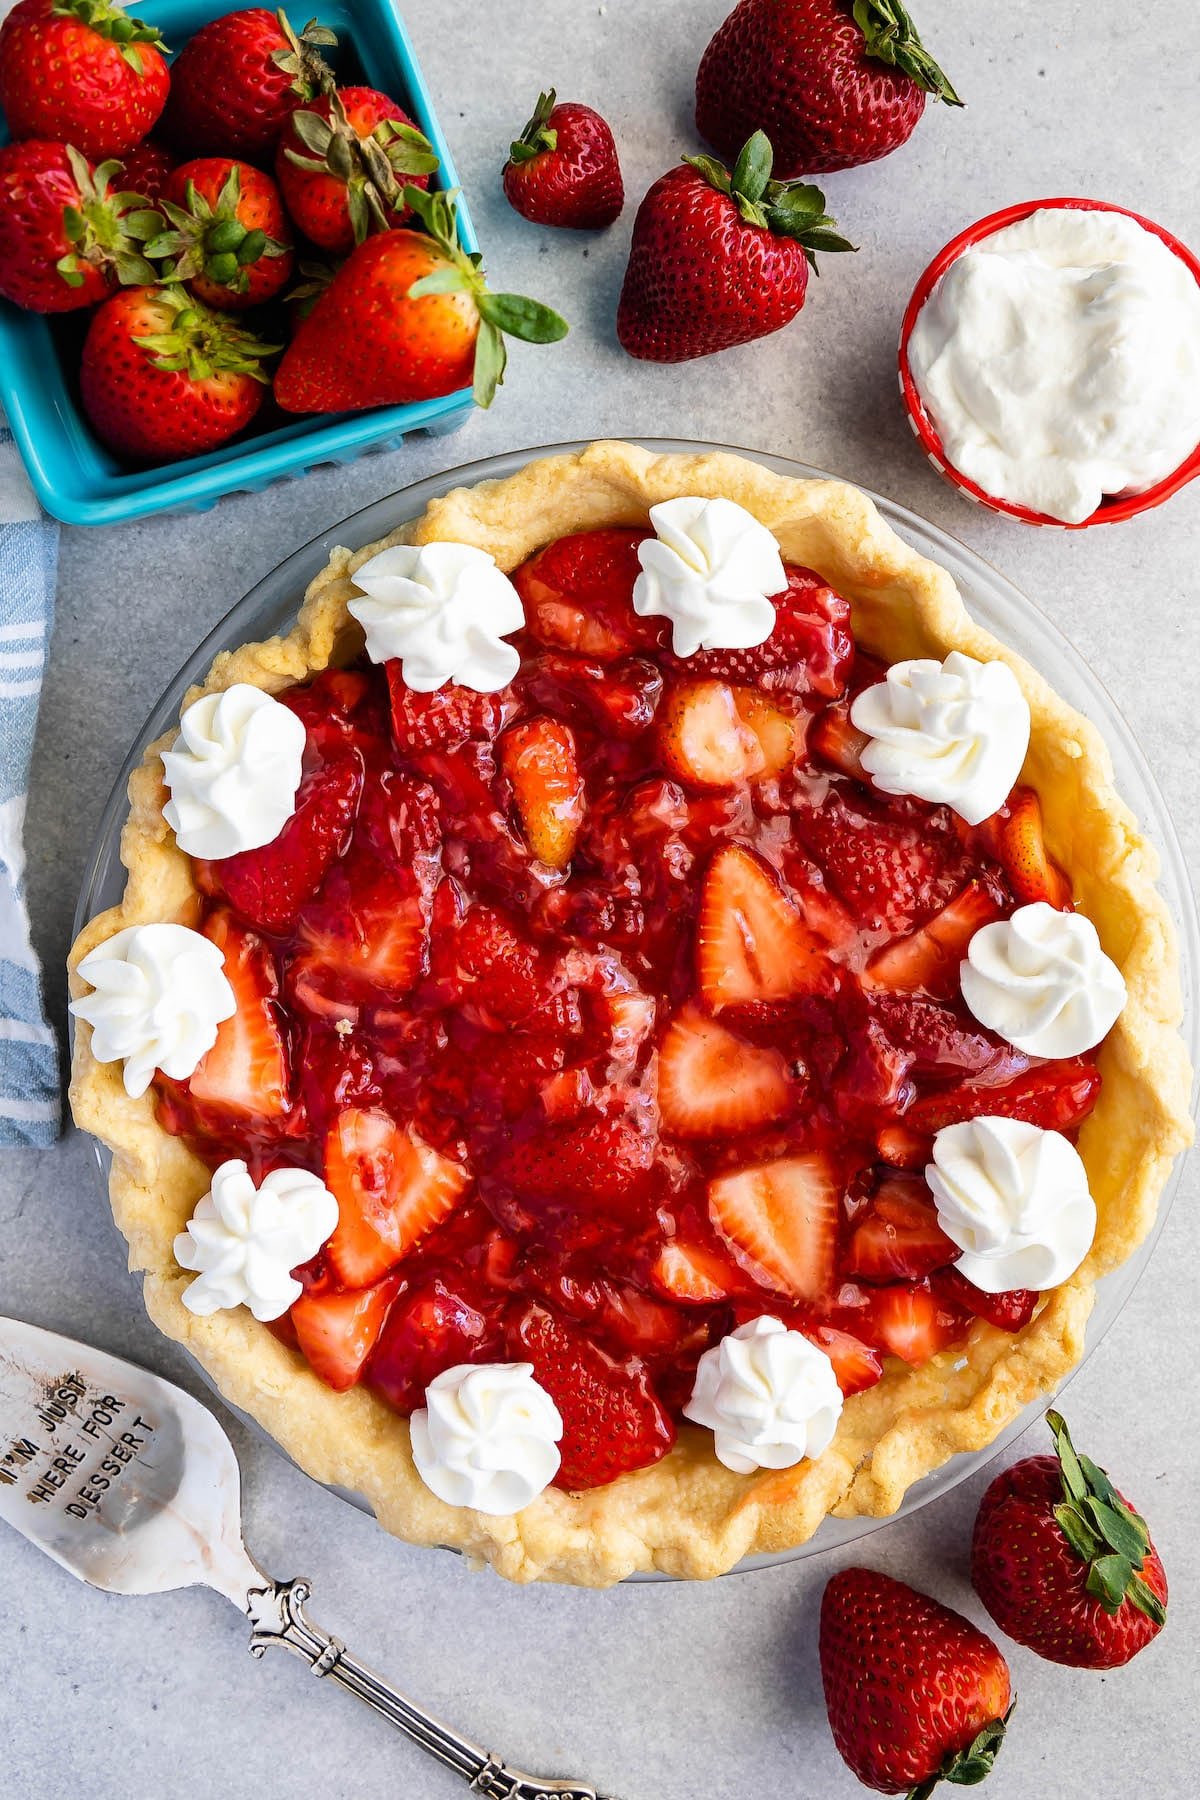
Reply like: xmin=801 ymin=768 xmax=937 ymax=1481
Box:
xmin=0 ymin=414 xmax=60 ymax=1146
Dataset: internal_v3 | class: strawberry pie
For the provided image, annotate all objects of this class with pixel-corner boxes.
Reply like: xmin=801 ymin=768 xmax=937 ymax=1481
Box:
xmin=68 ymin=441 xmax=1192 ymax=1585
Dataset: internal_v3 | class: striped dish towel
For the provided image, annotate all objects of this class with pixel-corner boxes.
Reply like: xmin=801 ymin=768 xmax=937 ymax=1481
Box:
xmin=0 ymin=412 xmax=60 ymax=1145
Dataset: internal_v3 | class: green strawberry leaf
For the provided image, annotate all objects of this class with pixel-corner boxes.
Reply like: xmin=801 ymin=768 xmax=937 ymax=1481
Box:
xmin=852 ymin=0 xmax=963 ymax=104
xmin=475 ymin=291 xmax=569 ymax=344
xmin=731 ymin=131 xmax=773 ymax=205
xmin=472 ymin=317 xmax=507 ymax=408
xmin=408 ymin=265 xmax=468 ymax=298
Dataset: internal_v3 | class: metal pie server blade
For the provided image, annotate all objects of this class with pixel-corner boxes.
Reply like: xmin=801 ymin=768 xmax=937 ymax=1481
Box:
xmin=0 ymin=1315 xmax=616 ymax=1800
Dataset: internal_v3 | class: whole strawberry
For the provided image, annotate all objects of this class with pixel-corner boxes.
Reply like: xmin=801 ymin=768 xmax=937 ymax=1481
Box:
xmin=117 ymin=138 xmax=177 ymax=205
xmin=275 ymin=85 xmax=437 ymax=253
xmin=972 ymin=1410 xmax=1168 ymax=1669
xmin=0 ymin=0 xmax=169 ymax=160
xmin=0 ymin=140 xmax=160 ymax=312
xmin=502 ymin=88 xmax=623 ymax=230
xmin=161 ymin=7 xmax=336 ymax=160
xmin=617 ymin=131 xmax=852 ymax=363
xmin=80 ymin=284 xmax=276 ymax=459
xmin=274 ymin=186 xmax=567 ymax=413
xmin=820 ymin=1567 xmax=1011 ymax=1796
xmin=149 ymin=158 xmax=293 ymax=311
xmin=696 ymin=0 xmax=962 ymax=177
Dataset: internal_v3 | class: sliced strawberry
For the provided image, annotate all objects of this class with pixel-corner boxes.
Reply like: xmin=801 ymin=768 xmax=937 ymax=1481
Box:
xmin=673 ymin=566 xmax=854 ymax=698
xmin=290 ymin=1273 xmax=403 ymax=1392
xmin=522 ymin=651 xmax=664 ymax=740
xmin=650 ymin=1238 xmax=749 ymax=1303
xmin=386 ymin=663 xmax=510 ymax=751
xmin=801 ymin=1323 xmax=884 ymax=1397
xmin=513 ymin=527 xmax=665 ymax=661
xmin=354 ymin=769 xmax=441 ymax=873
xmin=904 ymin=1060 xmax=1102 ymax=1138
xmin=934 ymin=1267 xmax=1039 ymax=1333
xmin=809 ymin=700 xmax=871 ymax=781
xmin=709 ymin=1153 xmax=838 ymax=1303
xmin=507 ymin=1301 xmax=675 ymax=1490
xmin=868 ymin=995 xmax=1024 ymax=1081
xmin=800 ymin=793 xmax=965 ymax=934
xmin=734 ymin=687 xmax=802 ymax=776
xmin=657 ymin=1004 xmax=792 ymax=1137
xmin=875 ymin=1122 xmax=933 ymax=1171
xmin=436 ymin=902 xmax=558 ymax=1024
xmin=995 ymin=787 xmax=1072 ymax=909
xmin=697 ymin=843 xmax=829 ymax=1009
xmin=658 ymin=678 xmax=766 ymax=788
xmin=324 ymin=1107 xmax=471 ymax=1287
xmin=500 ymin=715 xmax=585 ymax=869
xmin=208 ymin=749 xmax=364 ymax=936
xmin=282 ymin=667 xmax=378 ymax=747
xmin=369 ymin=1273 xmax=505 ymax=1414
xmin=188 ymin=910 xmax=290 ymax=1120
xmin=846 ymin=1176 xmax=957 ymax=1284
xmin=496 ymin=1111 xmax=658 ymax=1218
xmin=290 ymin=865 xmax=427 ymax=1018
xmin=863 ymin=881 xmax=1003 ymax=997
xmin=866 ymin=1283 xmax=967 ymax=1365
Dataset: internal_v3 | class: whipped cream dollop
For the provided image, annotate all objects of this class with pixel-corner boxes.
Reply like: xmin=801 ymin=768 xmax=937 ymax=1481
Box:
xmin=71 ymin=923 xmax=236 ymax=1098
xmin=633 ymin=496 xmax=787 ymax=657
xmin=409 ymin=1362 xmax=563 ymax=1514
xmin=684 ymin=1316 xmax=843 ymax=1475
xmin=348 ymin=540 xmax=525 ymax=692
xmin=909 ymin=206 xmax=1200 ymax=524
xmin=850 ymin=651 xmax=1030 ymax=825
xmin=174 ymin=1159 xmax=339 ymax=1322
xmin=961 ymin=901 xmax=1126 ymax=1057
xmin=926 ymin=1116 xmax=1096 ymax=1294
xmin=161 ymin=684 xmax=307 ymax=860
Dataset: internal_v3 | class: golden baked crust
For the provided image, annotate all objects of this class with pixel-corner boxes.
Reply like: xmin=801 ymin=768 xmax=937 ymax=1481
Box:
xmin=68 ymin=441 xmax=1194 ymax=1586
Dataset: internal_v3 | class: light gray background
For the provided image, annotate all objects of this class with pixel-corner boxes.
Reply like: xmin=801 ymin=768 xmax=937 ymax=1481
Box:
xmin=3 ymin=2 xmax=1199 ymax=1794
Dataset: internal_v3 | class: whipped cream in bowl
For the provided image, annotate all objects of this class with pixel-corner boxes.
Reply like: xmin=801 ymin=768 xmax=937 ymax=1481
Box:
xmin=901 ymin=200 xmax=1200 ymax=526
xmin=349 ymin=539 xmax=525 ymax=692
xmin=633 ymin=495 xmax=787 ymax=656
xmin=926 ymin=1116 xmax=1096 ymax=1294
xmin=684 ymin=1315 xmax=843 ymax=1475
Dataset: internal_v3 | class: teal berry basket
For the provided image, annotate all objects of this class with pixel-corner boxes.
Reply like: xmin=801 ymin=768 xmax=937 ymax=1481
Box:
xmin=0 ymin=0 xmax=478 ymax=526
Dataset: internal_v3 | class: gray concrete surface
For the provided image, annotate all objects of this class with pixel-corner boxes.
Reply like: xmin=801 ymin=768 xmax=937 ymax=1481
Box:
xmin=2 ymin=1 xmax=1198 ymax=1794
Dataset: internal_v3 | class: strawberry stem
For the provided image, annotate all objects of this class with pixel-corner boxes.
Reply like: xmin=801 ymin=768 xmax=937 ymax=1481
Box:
xmin=683 ymin=133 xmax=856 ymax=272
xmin=509 ymin=89 xmax=559 ymax=164
xmin=401 ymin=184 xmax=568 ymax=407
xmin=132 ymin=286 xmax=279 ymax=382
xmin=144 ymin=164 xmax=289 ymax=293
xmin=55 ymin=144 xmax=164 ymax=289
xmin=852 ymin=0 xmax=962 ymax=104
xmin=1047 ymin=1410 xmax=1166 ymax=1627
xmin=907 ymin=1704 xmax=1013 ymax=1799
xmin=270 ymin=9 xmax=338 ymax=101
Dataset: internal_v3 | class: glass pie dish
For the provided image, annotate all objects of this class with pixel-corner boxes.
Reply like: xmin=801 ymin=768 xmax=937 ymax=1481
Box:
xmin=71 ymin=439 xmax=1200 ymax=1576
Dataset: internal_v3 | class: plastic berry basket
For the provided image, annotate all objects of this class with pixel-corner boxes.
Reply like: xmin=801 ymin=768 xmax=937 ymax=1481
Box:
xmin=0 ymin=0 xmax=478 ymax=527
xmin=898 ymin=197 xmax=1200 ymax=530
xmin=71 ymin=438 xmax=1200 ymax=1579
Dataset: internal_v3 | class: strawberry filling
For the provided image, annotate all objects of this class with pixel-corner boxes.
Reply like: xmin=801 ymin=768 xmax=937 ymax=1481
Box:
xmin=156 ymin=527 xmax=1098 ymax=1491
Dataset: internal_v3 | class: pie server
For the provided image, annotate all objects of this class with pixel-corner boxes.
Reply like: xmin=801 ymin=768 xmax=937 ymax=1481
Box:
xmin=0 ymin=1314 xmax=614 ymax=1800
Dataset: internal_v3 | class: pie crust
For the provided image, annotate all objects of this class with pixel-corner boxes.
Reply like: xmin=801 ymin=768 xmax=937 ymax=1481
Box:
xmin=68 ymin=441 xmax=1194 ymax=1586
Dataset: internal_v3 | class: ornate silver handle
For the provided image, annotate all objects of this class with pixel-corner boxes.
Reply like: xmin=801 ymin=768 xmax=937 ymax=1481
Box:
xmin=245 ymin=1577 xmax=609 ymax=1800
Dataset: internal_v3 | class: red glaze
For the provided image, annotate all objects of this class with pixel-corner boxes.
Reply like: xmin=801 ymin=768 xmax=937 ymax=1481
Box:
xmin=156 ymin=529 xmax=1102 ymax=1490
